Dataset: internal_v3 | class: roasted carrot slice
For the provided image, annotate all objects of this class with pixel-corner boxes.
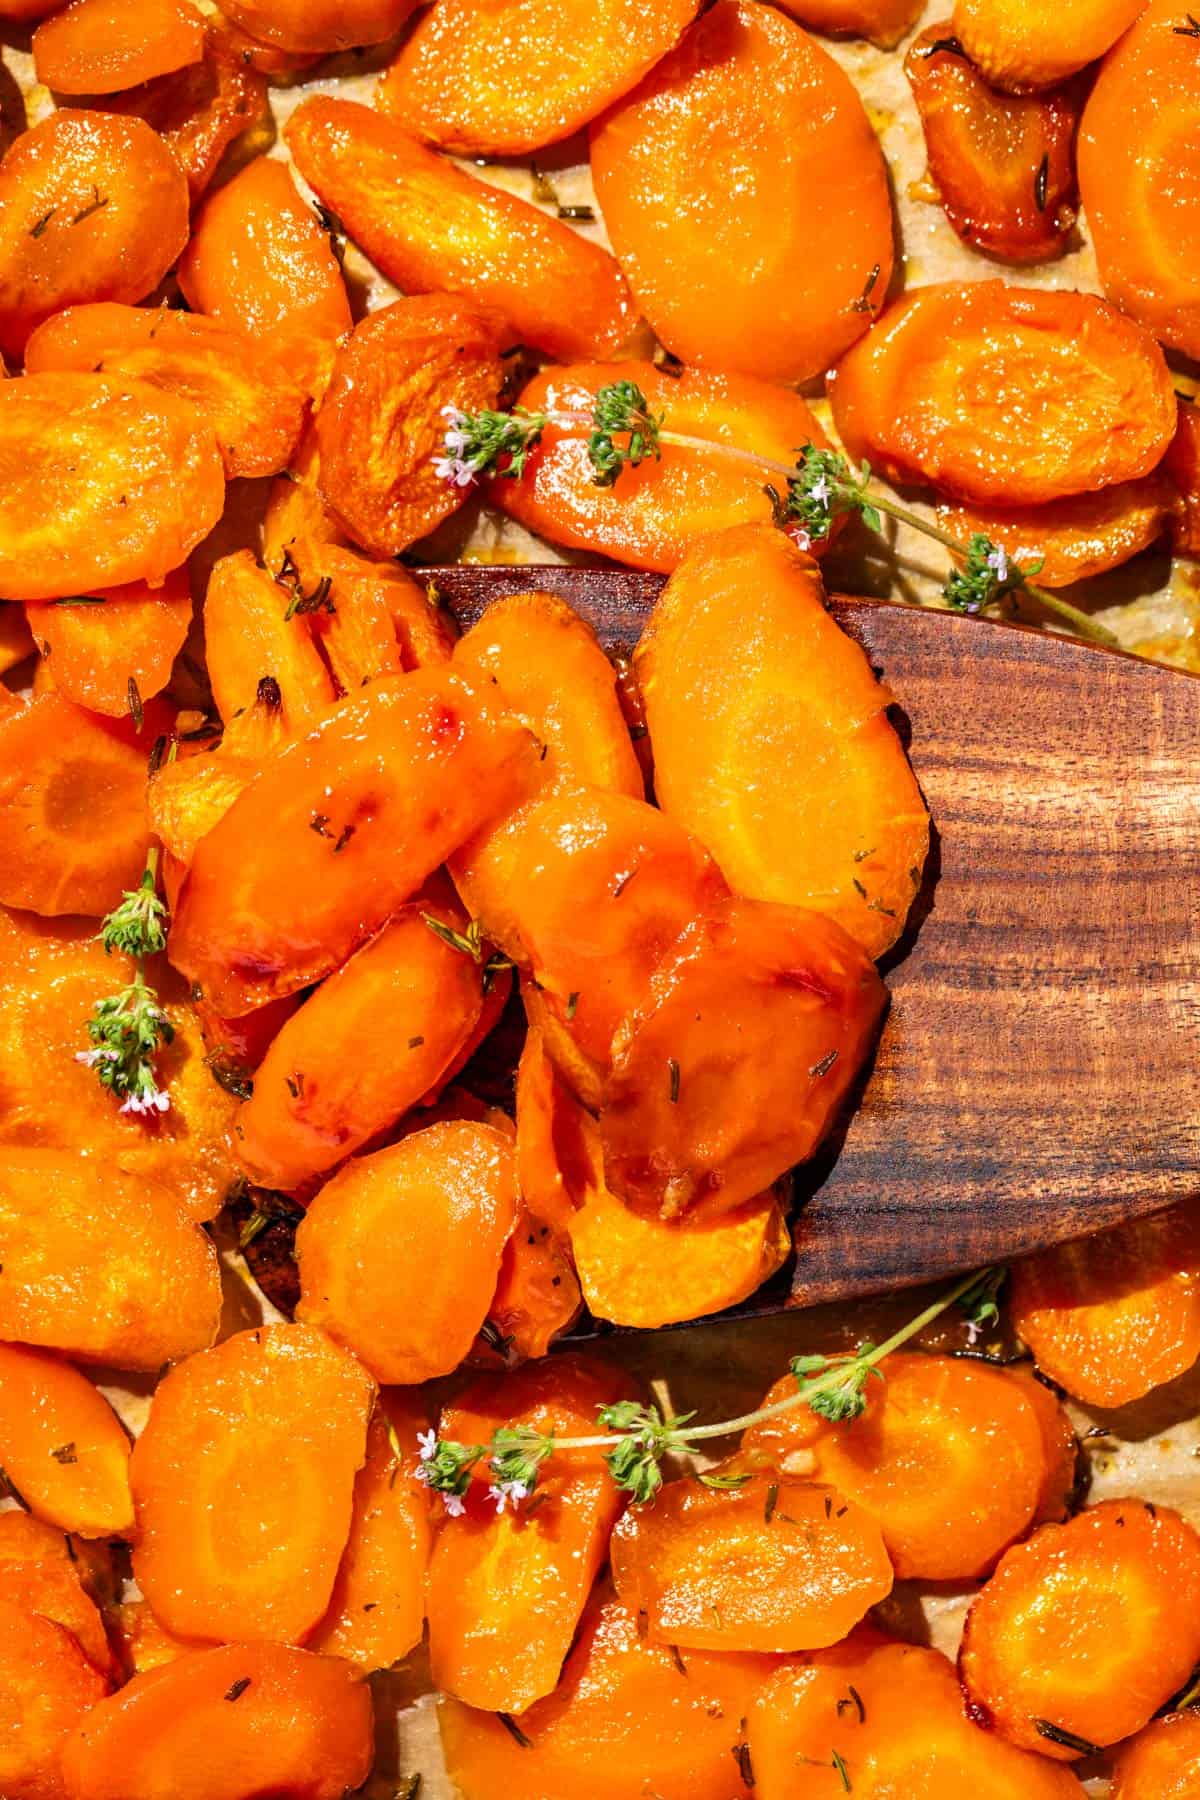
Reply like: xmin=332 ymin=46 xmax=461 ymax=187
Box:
xmin=1010 ymin=1205 xmax=1200 ymax=1407
xmin=773 ymin=0 xmax=922 ymax=44
xmin=0 ymin=694 xmax=156 ymax=917
xmin=427 ymin=1356 xmax=633 ymax=1713
xmin=1078 ymin=0 xmax=1200 ymax=363
xmin=203 ymin=549 xmax=335 ymax=731
xmin=0 ymin=1513 xmax=116 ymax=1680
xmin=954 ymin=0 xmax=1147 ymax=88
xmin=514 ymin=1025 xmax=595 ymax=1235
xmin=637 ymin=523 xmax=928 ymax=959
xmin=0 ymin=1150 xmax=221 ymax=1370
xmin=0 ymin=1344 xmax=132 ymax=1539
xmin=261 ymin=426 xmax=346 ymax=579
xmin=750 ymin=1632 xmax=1084 ymax=1798
xmin=960 ymin=1499 xmax=1200 ymax=1758
xmin=830 ymin=282 xmax=1177 ymax=507
xmin=377 ymin=0 xmax=697 ymax=155
xmin=905 ymin=29 xmax=1081 ymax=262
xmin=440 ymin=1582 xmax=782 ymax=1800
xmin=296 ymin=1121 xmax=518 ymax=1383
xmin=0 ymin=372 xmax=223 ymax=603
xmin=131 ymin=1323 xmax=374 ymax=1643
xmin=612 ymin=1474 xmax=892 ymax=1652
xmin=602 ymin=896 xmax=886 ymax=1220
xmin=1005 ymin=1367 xmax=1079 ymax=1526
xmin=0 ymin=1602 xmax=110 ymax=1800
xmin=170 ymin=668 xmax=536 ymax=1014
xmin=495 ymin=787 xmax=729 ymax=1086
xmin=937 ymin=477 xmax=1174 ymax=588
xmin=744 ymin=1352 xmax=1057 ymax=1580
xmin=305 ymin=1398 xmax=432 ymax=1671
xmin=1113 ymin=1710 xmax=1200 ymax=1799
xmin=25 ymin=303 xmax=307 ymax=482
xmin=33 ymin=0 xmax=204 ymax=96
xmin=313 ymin=293 xmax=503 ymax=558
xmin=0 ymin=600 xmax=35 ymax=675
xmin=286 ymin=98 xmax=637 ymax=364
xmin=590 ymin=0 xmax=893 ymax=383
xmin=0 ymin=113 xmax=188 ymax=361
xmin=484 ymin=1205 xmax=583 ymax=1361
xmin=61 ymin=1642 xmax=373 ymax=1800
xmin=490 ymin=362 xmax=837 ymax=572
xmin=25 ymin=570 xmax=190 ymax=718
xmin=98 ymin=24 xmax=269 ymax=203
xmin=177 ymin=156 xmax=351 ymax=397
xmin=450 ymin=591 xmax=642 ymax=952
xmin=217 ymin=0 xmax=416 ymax=52
xmin=1168 ymin=398 xmax=1200 ymax=556
xmin=292 ymin=542 xmax=455 ymax=684
xmin=236 ymin=899 xmax=488 ymax=1191
xmin=571 ymin=1176 xmax=791 ymax=1329
xmin=0 ymin=908 xmax=241 ymax=1224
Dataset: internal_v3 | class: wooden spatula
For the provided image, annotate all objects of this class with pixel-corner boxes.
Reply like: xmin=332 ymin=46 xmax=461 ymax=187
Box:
xmin=423 ymin=563 xmax=1200 ymax=1311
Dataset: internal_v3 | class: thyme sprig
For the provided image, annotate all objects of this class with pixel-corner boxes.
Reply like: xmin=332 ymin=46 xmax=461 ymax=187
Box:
xmin=416 ymin=1266 xmax=998 ymax=1512
xmin=78 ymin=846 xmax=173 ymax=1114
xmin=434 ymin=389 xmax=1116 ymax=648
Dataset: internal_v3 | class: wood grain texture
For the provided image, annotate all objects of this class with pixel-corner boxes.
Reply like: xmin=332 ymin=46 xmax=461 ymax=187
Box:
xmin=423 ymin=565 xmax=1200 ymax=1308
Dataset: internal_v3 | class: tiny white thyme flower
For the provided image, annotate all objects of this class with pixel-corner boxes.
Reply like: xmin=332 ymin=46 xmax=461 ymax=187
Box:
xmin=810 ymin=474 xmax=831 ymax=506
xmin=491 ymin=1479 xmax=530 ymax=1515
xmin=75 ymin=1047 xmax=116 ymax=1067
xmin=417 ymin=1429 xmax=438 ymax=1464
xmin=986 ymin=545 xmax=1011 ymax=583
xmin=120 ymin=1085 xmax=170 ymax=1117
xmin=441 ymin=1492 xmax=467 ymax=1518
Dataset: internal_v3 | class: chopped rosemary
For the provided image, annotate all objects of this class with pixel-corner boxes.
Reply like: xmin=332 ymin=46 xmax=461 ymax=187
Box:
xmin=50 ymin=1443 xmax=77 ymax=1464
xmin=496 ymin=1712 xmax=532 ymax=1748
xmin=1034 ymin=153 xmax=1050 ymax=212
xmin=668 ymin=1057 xmax=681 ymax=1104
xmin=1034 ymin=1720 xmax=1102 ymax=1757
xmin=224 ymin=1677 xmax=251 ymax=1703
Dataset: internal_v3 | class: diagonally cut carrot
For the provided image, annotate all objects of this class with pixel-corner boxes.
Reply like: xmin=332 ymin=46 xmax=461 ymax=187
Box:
xmin=0 ymin=1343 xmax=133 ymax=1539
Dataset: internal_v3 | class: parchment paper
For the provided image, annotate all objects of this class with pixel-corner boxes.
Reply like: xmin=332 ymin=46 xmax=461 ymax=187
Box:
xmin=4 ymin=5 xmax=1198 ymax=1792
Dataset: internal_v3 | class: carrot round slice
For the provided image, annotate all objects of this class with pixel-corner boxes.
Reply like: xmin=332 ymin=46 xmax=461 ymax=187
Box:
xmin=314 ymin=294 xmax=503 ymax=557
xmin=600 ymin=896 xmax=887 ymax=1220
xmin=636 ymin=522 xmax=928 ymax=959
xmin=33 ymin=0 xmax=204 ymax=96
xmin=287 ymin=99 xmax=636 ymax=366
xmin=203 ymin=549 xmax=335 ymax=732
xmin=0 ymin=1512 xmax=116 ymax=1679
xmin=0 ymin=112 xmax=189 ymax=360
xmin=131 ymin=1322 xmax=374 ymax=1643
xmin=26 ymin=569 xmax=191 ymax=718
xmin=305 ymin=1399 xmax=432 ymax=1672
xmin=235 ymin=899 xmax=487 ymax=1191
xmin=440 ymin=1582 xmax=782 ymax=1800
xmin=450 ymin=591 xmax=642 ymax=955
xmin=905 ymin=28 xmax=1081 ymax=263
xmin=482 ymin=1204 xmax=583 ymax=1362
xmin=376 ymin=0 xmax=698 ymax=154
xmin=773 ymin=0 xmax=921 ymax=44
xmin=295 ymin=1121 xmax=518 ymax=1384
xmin=1113 ymin=1710 xmax=1200 ymax=1799
xmin=1009 ymin=1205 xmax=1200 ymax=1407
xmin=1167 ymin=398 xmax=1200 ymax=556
xmin=0 ymin=909 xmax=241 ymax=1224
xmin=217 ymin=0 xmax=416 ymax=52
xmin=0 ymin=1150 xmax=222 ymax=1371
xmin=744 ymin=1352 xmax=1054 ymax=1581
xmin=1078 ymin=0 xmax=1200 ymax=363
xmin=177 ymin=156 xmax=351 ymax=396
xmin=959 ymin=1498 xmax=1200 ymax=1758
xmin=169 ymin=667 xmax=537 ymax=1014
xmin=750 ymin=1632 xmax=1084 ymax=1799
xmin=611 ymin=1474 xmax=892 ymax=1653
xmin=26 ymin=303 xmax=306 ymax=482
xmin=0 ymin=694 xmax=158 ymax=917
xmin=490 ymin=362 xmax=837 ymax=572
xmin=61 ymin=1642 xmax=373 ymax=1800
xmin=590 ymin=0 xmax=894 ymax=384
xmin=829 ymin=282 xmax=1177 ymax=506
xmin=0 ymin=1344 xmax=132 ymax=1539
xmin=571 ymin=1177 xmax=791 ymax=1329
xmin=954 ymin=0 xmax=1147 ymax=89
xmin=936 ymin=478 xmax=1173 ymax=588
xmin=0 ymin=372 xmax=223 ymax=603
xmin=0 ymin=1602 xmax=109 ymax=1800
xmin=427 ymin=1356 xmax=633 ymax=1713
